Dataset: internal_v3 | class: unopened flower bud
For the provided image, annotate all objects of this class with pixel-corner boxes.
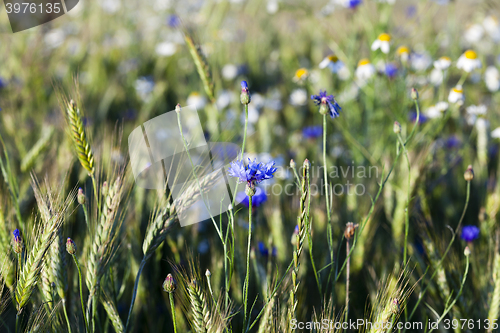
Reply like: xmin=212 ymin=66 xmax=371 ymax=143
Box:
xmin=411 ymin=88 xmax=419 ymax=100
xmin=240 ymin=81 xmax=251 ymax=105
xmin=175 ymin=104 xmax=181 ymax=113
xmin=77 ymin=188 xmax=86 ymax=205
xmin=66 ymin=238 xmax=77 ymax=255
xmin=344 ymin=222 xmax=358 ymax=240
xmin=102 ymin=181 xmax=108 ymax=196
xmin=319 ymin=103 xmax=329 ymax=115
xmin=464 ymin=246 xmax=471 ymax=257
xmin=163 ymin=274 xmax=177 ymax=293
xmin=12 ymin=229 xmax=23 ymax=254
xmin=245 ymin=183 xmax=256 ymax=197
xmin=290 ymin=159 xmax=296 ymax=168
xmin=464 ymin=165 xmax=474 ymax=182
xmin=205 ymin=269 xmax=211 ymax=277
xmin=393 ymin=121 xmax=401 ymax=134
xmin=303 ymin=159 xmax=310 ymax=169
xmin=391 ymin=298 xmax=400 ymax=314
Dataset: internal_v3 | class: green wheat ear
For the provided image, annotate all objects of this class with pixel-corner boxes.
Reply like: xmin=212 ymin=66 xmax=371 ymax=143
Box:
xmin=66 ymin=100 xmax=94 ymax=175
xmin=184 ymin=34 xmax=215 ymax=103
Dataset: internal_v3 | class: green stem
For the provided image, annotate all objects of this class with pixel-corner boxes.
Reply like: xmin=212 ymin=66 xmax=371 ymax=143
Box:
xmin=457 ymin=71 xmax=469 ymax=87
xmin=82 ymin=204 xmax=90 ymax=230
xmin=169 ymin=293 xmax=178 ymax=333
xmin=323 ymin=114 xmax=333 ymax=277
xmin=62 ymin=299 xmax=72 ymax=333
xmin=397 ymin=134 xmax=411 ymax=265
xmin=243 ymin=195 xmax=253 ymax=331
xmin=124 ymin=257 xmax=147 ymax=333
xmin=72 ymin=254 xmax=89 ymax=333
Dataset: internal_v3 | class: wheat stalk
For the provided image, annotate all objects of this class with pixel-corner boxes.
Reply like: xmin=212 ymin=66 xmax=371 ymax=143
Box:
xmin=488 ymin=251 xmax=500 ymax=332
xmin=20 ymin=126 xmax=54 ymax=173
xmin=66 ymin=99 xmax=94 ymax=175
xmin=184 ymin=34 xmax=215 ymax=103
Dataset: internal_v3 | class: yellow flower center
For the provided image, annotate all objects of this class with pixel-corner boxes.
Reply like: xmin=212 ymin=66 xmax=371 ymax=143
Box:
xmin=453 ymin=87 xmax=463 ymax=93
xmin=327 ymin=54 xmax=339 ymax=62
xmin=295 ymin=68 xmax=308 ymax=79
xmin=464 ymin=50 xmax=477 ymax=60
xmin=396 ymin=46 xmax=409 ymax=55
xmin=378 ymin=33 xmax=391 ymax=42
xmin=189 ymin=92 xmax=200 ymax=97
xmin=358 ymin=59 xmax=371 ymax=66
xmin=440 ymin=56 xmax=451 ymax=62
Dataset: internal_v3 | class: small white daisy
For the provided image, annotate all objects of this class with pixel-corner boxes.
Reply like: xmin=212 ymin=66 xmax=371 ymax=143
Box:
xmin=433 ymin=56 xmax=451 ymax=70
xmin=424 ymin=105 xmax=442 ymax=119
xmin=429 ymin=68 xmax=444 ymax=86
xmin=222 ymin=64 xmax=238 ymax=81
xmin=396 ymin=46 xmax=410 ymax=63
xmin=355 ymin=59 xmax=376 ymax=82
xmin=289 ymin=88 xmax=308 ymax=106
xmin=187 ymin=92 xmax=207 ymax=110
xmin=371 ymin=33 xmax=391 ymax=54
xmin=464 ymin=24 xmax=484 ymax=44
xmin=410 ymin=52 xmax=432 ymax=71
xmin=491 ymin=127 xmax=500 ymax=139
xmin=485 ymin=66 xmax=500 ymax=92
xmin=456 ymin=50 xmax=482 ymax=73
xmin=448 ymin=85 xmax=465 ymax=105
xmin=466 ymin=104 xmax=487 ymax=116
xmin=483 ymin=16 xmax=500 ymax=41
xmin=319 ymin=54 xmax=344 ymax=73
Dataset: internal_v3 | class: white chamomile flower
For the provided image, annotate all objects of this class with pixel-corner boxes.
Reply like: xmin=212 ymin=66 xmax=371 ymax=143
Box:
xmin=424 ymin=105 xmax=443 ymax=119
xmin=448 ymin=85 xmax=465 ymax=105
xmin=483 ymin=16 xmax=500 ymax=41
xmin=222 ymin=64 xmax=238 ymax=81
xmin=491 ymin=127 xmax=500 ymax=139
xmin=155 ymin=42 xmax=177 ymax=57
xmin=430 ymin=68 xmax=444 ymax=86
xmin=289 ymin=88 xmax=308 ymax=106
xmin=319 ymin=54 xmax=344 ymax=73
xmin=396 ymin=46 xmax=410 ymax=63
xmin=355 ymin=59 xmax=376 ymax=82
xmin=466 ymin=104 xmax=487 ymax=116
xmin=436 ymin=101 xmax=449 ymax=112
xmin=433 ymin=56 xmax=451 ymax=70
xmin=293 ymin=68 xmax=309 ymax=83
xmin=464 ymin=24 xmax=484 ymax=44
xmin=485 ymin=66 xmax=500 ymax=92
xmin=371 ymin=33 xmax=391 ymax=54
xmin=456 ymin=50 xmax=482 ymax=73
xmin=410 ymin=52 xmax=432 ymax=71
xmin=187 ymin=92 xmax=207 ymax=110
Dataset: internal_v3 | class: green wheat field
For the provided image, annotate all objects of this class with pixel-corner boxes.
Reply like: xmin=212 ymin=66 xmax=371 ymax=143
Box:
xmin=0 ymin=0 xmax=500 ymax=332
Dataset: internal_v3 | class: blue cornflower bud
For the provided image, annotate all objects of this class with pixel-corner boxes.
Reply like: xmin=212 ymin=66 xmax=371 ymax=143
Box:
xmin=66 ymin=238 xmax=77 ymax=255
xmin=77 ymin=188 xmax=86 ymax=205
xmin=240 ymin=81 xmax=251 ymax=105
xmin=12 ymin=229 xmax=23 ymax=254
xmin=163 ymin=274 xmax=177 ymax=293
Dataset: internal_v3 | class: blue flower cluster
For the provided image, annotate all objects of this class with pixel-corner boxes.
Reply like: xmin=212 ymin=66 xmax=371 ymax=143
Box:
xmin=461 ymin=225 xmax=480 ymax=242
xmin=302 ymin=125 xmax=323 ymax=139
xmin=228 ymin=158 xmax=277 ymax=185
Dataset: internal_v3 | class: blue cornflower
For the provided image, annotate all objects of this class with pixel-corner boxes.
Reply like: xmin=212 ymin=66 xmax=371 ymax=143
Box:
xmin=236 ymin=187 xmax=268 ymax=207
xmin=347 ymin=0 xmax=362 ymax=8
xmin=384 ymin=63 xmax=398 ymax=78
xmin=445 ymin=135 xmax=461 ymax=149
xmin=167 ymin=14 xmax=180 ymax=28
xmin=12 ymin=228 xmax=22 ymax=254
xmin=228 ymin=158 xmax=277 ymax=186
xmin=258 ymin=242 xmax=269 ymax=257
xmin=461 ymin=225 xmax=480 ymax=242
xmin=302 ymin=125 xmax=323 ymax=139
xmin=408 ymin=111 xmax=428 ymax=124
xmin=311 ymin=90 xmax=342 ymax=118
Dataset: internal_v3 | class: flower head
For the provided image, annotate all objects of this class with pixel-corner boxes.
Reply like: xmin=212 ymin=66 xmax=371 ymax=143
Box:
xmin=457 ymin=50 xmax=482 ymax=73
xmin=240 ymin=81 xmax=251 ymax=105
xmin=293 ymin=68 xmax=309 ymax=83
xmin=396 ymin=46 xmax=410 ymax=62
xmin=485 ymin=66 xmax=500 ymax=92
xmin=433 ymin=56 xmax=451 ymax=70
xmin=12 ymin=229 xmax=23 ymax=254
xmin=461 ymin=225 xmax=480 ymax=242
xmin=162 ymin=274 xmax=177 ymax=293
xmin=319 ymin=54 xmax=344 ymax=73
xmin=167 ymin=14 xmax=181 ymax=28
xmin=228 ymin=158 xmax=277 ymax=186
xmin=448 ymin=85 xmax=465 ymax=105
xmin=66 ymin=238 xmax=77 ymax=255
xmin=236 ymin=187 xmax=268 ymax=207
xmin=302 ymin=125 xmax=323 ymax=139
xmin=311 ymin=90 xmax=342 ymax=118
xmin=384 ymin=63 xmax=398 ymax=78
xmin=355 ymin=59 xmax=376 ymax=82
xmin=371 ymin=33 xmax=391 ymax=54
